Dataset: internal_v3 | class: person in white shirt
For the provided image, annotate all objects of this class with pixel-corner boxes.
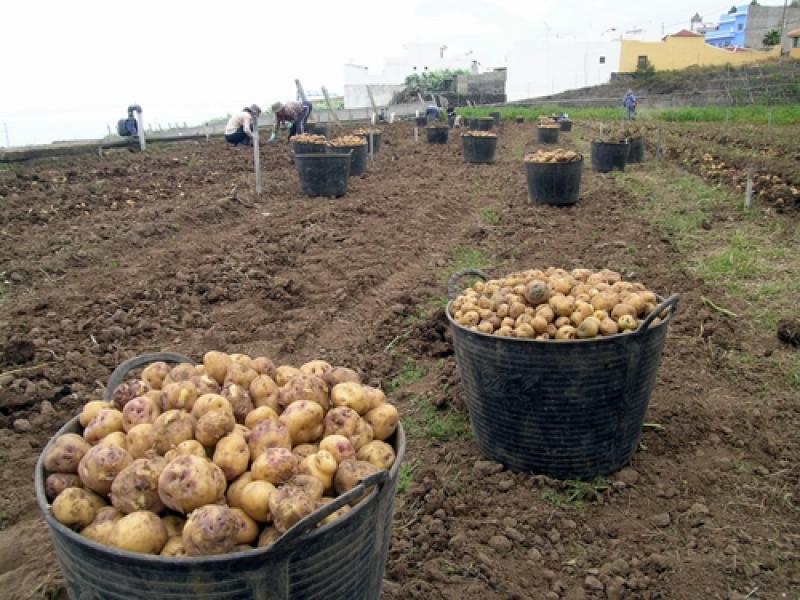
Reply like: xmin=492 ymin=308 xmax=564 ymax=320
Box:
xmin=224 ymin=104 xmax=261 ymax=146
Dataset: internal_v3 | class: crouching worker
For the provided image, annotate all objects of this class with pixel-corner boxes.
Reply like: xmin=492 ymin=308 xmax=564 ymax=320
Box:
xmin=224 ymin=104 xmax=262 ymax=146
xmin=268 ymin=100 xmax=312 ymax=143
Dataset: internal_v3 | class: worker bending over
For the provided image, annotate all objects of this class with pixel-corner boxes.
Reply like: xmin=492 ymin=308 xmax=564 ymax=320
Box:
xmin=224 ymin=104 xmax=261 ymax=146
xmin=268 ymin=100 xmax=312 ymax=143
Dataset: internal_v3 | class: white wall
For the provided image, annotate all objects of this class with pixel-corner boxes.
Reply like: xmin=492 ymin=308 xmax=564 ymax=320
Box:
xmin=343 ymin=84 xmax=405 ymax=109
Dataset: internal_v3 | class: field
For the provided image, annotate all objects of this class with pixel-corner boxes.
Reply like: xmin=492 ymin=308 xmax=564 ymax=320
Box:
xmin=0 ymin=117 xmax=798 ymax=599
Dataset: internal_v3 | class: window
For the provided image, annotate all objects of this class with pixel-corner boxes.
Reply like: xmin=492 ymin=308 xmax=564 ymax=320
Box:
xmin=738 ymin=24 xmax=743 ymax=30
xmin=599 ymin=56 xmax=606 ymax=64
xmin=637 ymin=55 xmax=649 ymax=68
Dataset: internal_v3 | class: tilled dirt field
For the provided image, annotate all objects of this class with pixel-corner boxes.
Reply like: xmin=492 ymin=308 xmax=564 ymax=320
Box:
xmin=0 ymin=122 xmax=798 ymax=599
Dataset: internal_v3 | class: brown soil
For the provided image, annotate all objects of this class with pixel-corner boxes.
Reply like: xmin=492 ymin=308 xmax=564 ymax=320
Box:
xmin=0 ymin=122 xmax=797 ymax=600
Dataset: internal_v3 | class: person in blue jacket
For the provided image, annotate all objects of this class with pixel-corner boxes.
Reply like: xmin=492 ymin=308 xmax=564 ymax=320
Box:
xmin=623 ymin=90 xmax=637 ymax=120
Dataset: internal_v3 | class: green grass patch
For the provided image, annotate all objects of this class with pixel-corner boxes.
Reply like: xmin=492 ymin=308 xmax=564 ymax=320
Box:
xmin=404 ymin=395 xmax=472 ymax=444
xmin=542 ymin=478 xmax=609 ymax=508
xmin=479 ymin=208 xmax=501 ymax=225
xmin=386 ymin=358 xmax=426 ymax=393
xmin=451 ymin=244 xmax=490 ymax=271
xmin=397 ymin=460 xmax=419 ymax=494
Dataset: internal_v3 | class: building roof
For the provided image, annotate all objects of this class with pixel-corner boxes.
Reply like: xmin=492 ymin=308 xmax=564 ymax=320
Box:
xmin=662 ymin=29 xmax=703 ymax=41
xmin=788 ymin=28 xmax=800 ymax=38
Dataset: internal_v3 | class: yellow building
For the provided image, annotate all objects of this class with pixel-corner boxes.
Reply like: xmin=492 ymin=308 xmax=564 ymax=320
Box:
xmin=619 ymin=29 xmax=781 ymax=72
xmin=789 ymin=28 xmax=800 ymax=60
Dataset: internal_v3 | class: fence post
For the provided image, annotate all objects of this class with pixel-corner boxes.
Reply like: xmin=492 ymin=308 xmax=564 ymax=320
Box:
xmin=254 ymin=122 xmax=262 ymax=196
xmin=744 ymin=167 xmax=754 ymax=210
xmin=656 ymin=129 xmax=662 ymax=161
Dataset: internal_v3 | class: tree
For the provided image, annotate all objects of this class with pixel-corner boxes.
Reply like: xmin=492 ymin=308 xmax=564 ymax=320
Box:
xmin=633 ymin=57 xmax=656 ymax=80
xmin=403 ymin=69 xmax=470 ymax=94
xmin=749 ymin=0 xmax=758 ymax=5
xmin=763 ymin=29 xmax=781 ymax=46
xmin=728 ymin=5 xmax=737 ymax=13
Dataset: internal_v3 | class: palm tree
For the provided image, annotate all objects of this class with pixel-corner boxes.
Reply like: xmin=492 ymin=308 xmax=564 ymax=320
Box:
xmin=763 ymin=29 xmax=781 ymax=46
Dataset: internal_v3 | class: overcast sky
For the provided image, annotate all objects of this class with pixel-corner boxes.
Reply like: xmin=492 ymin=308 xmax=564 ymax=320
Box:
xmin=0 ymin=0 xmax=755 ymax=146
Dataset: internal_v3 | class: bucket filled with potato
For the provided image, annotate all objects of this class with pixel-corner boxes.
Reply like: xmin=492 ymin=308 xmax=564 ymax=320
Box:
xmin=35 ymin=351 xmax=404 ymax=600
xmin=446 ymin=268 xmax=678 ymax=479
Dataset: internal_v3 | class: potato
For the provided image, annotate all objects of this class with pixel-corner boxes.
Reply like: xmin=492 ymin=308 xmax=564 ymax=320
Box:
xmin=164 ymin=439 xmax=207 ymax=462
xmin=152 ymin=410 xmax=195 ymax=455
xmin=161 ymin=514 xmax=186 ymax=538
xmin=611 ymin=303 xmax=636 ymax=320
xmin=268 ymin=486 xmax=315 ymax=533
xmin=108 ymin=510 xmax=167 ymax=554
xmin=127 ymin=423 xmax=157 ymax=459
xmin=350 ymin=419 xmax=374 ymax=451
xmin=258 ymin=526 xmax=281 ymax=547
xmin=577 ymin=317 xmax=601 ymax=339
xmin=531 ymin=315 xmax=549 ymax=335
xmin=248 ymin=419 xmax=292 ymax=457
xmin=232 ymin=424 xmax=250 ymax=440
xmin=122 ymin=396 xmax=161 ymax=432
xmin=182 ymin=505 xmax=238 ymax=556
xmin=244 ymin=406 xmax=279 ymax=429
xmin=142 ymin=362 xmax=171 ymax=390
xmin=292 ymin=443 xmax=319 ymax=459
xmin=224 ymin=362 xmax=259 ymax=389
xmin=591 ymin=292 xmax=619 ymax=313
xmin=279 ymin=401 xmax=324 ymax=445
xmin=618 ymin=314 xmax=638 ymax=331
xmin=551 ymin=296 xmax=576 ymax=318
xmin=160 ymin=536 xmax=188 ymax=557
xmin=230 ymin=353 xmax=254 ymax=368
xmin=330 ymin=382 xmax=370 ymax=415
xmin=357 ymin=440 xmax=396 ymax=470
xmin=251 ymin=356 xmax=276 ymax=377
xmin=111 ymin=458 xmax=166 ymax=514
xmin=249 ymin=375 xmax=280 ymax=412
xmin=599 ymin=318 xmax=620 ymax=336
xmin=46 ymin=473 xmax=83 ymax=501
xmin=299 ymin=451 xmax=338 ymax=490
xmin=158 ymin=455 xmax=223 ymax=513
xmin=163 ymin=363 xmax=196 ymax=388
xmin=316 ymin=497 xmax=351 ymax=527
xmin=357 ymin=385 xmax=385 ymax=411
xmin=251 ymin=447 xmax=298 ymax=485
xmin=84 ymin=409 xmax=125 ymax=445
xmin=536 ymin=305 xmax=555 ymax=323
xmin=555 ymin=325 xmax=578 ymax=340
xmin=334 ymin=459 xmax=381 ymax=495
xmin=523 ymin=280 xmax=552 ymax=306
xmin=195 ymin=410 xmax=236 ymax=448
xmin=274 ymin=366 xmax=301 ymax=387
xmin=319 ymin=435 xmax=355 ymax=464
xmin=81 ymin=506 xmax=123 ymax=544
xmin=509 ymin=302 xmax=527 ymax=320
xmin=300 ymin=360 xmax=333 ymax=378
xmin=112 ymin=380 xmax=151 ymax=411
xmin=240 ymin=480 xmax=276 ymax=523
xmin=212 ymin=433 xmax=250 ymax=481
xmin=221 ymin=384 xmax=254 ymax=424
xmin=278 ymin=374 xmax=330 ymax=412
xmin=323 ymin=367 xmax=361 ymax=387
xmin=78 ymin=444 xmax=133 ymax=495
xmin=288 ymin=474 xmax=324 ymax=501
xmin=160 ymin=381 xmax=199 ymax=412
xmin=52 ymin=487 xmax=105 ymax=528
xmin=594 ymin=310 xmax=610 ymax=321
xmin=80 ymin=401 xmax=114 ymax=427
xmin=554 ymin=316 xmax=571 ymax=328
xmin=192 ymin=394 xmax=233 ymax=420
xmin=203 ymin=351 xmax=232 ymax=385
xmin=363 ymin=404 xmax=399 ymax=442
xmin=44 ymin=433 xmax=90 ymax=473
xmin=98 ymin=431 xmax=128 ymax=451
xmin=323 ymin=406 xmax=361 ymax=439
xmin=550 ymin=277 xmax=574 ymax=296
xmin=230 ymin=508 xmax=259 ymax=545
xmin=191 ymin=374 xmax=221 ymax=396
xmin=226 ymin=472 xmax=253 ymax=509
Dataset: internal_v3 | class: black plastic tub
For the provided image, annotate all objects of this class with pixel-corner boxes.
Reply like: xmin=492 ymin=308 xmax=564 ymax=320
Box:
xmin=328 ymin=143 xmax=368 ymax=176
xmin=427 ymin=126 xmax=449 ymax=144
xmin=476 ymin=117 xmax=495 ymax=131
xmin=415 ymin=116 xmax=428 ymax=127
xmin=559 ymin=120 xmax=573 ymax=132
xmin=489 ymin=112 xmax=501 ymax=126
xmin=447 ymin=272 xmax=679 ymax=479
xmin=35 ymin=352 xmax=406 ymax=600
xmin=294 ymin=153 xmax=351 ymax=197
xmin=537 ymin=127 xmax=560 ymax=144
xmin=591 ymin=140 xmax=629 ymax=172
xmin=291 ymin=141 xmax=327 ymax=154
xmin=468 ymin=118 xmax=480 ymax=130
xmin=525 ymin=156 xmax=583 ymax=205
xmin=356 ymin=131 xmax=382 ymax=155
xmin=462 ymin=135 xmax=497 ymax=164
xmin=627 ymin=136 xmax=645 ymax=163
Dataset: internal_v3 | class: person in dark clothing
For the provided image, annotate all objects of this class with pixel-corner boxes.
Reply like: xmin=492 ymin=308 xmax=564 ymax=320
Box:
xmin=268 ymin=100 xmax=313 ymax=142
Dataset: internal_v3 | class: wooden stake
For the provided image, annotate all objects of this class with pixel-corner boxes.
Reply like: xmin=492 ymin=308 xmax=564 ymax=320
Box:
xmin=136 ymin=111 xmax=146 ymax=151
xmin=254 ymin=122 xmax=262 ymax=195
xmin=321 ymin=86 xmax=341 ymax=127
xmin=744 ymin=167 xmax=753 ymax=209
xmin=656 ymin=129 xmax=662 ymax=161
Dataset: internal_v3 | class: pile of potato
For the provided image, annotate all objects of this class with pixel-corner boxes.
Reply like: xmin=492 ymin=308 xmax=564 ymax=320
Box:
xmin=462 ymin=131 xmax=497 ymax=138
xmin=450 ymin=268 xmax=668 ymax=340
xmin=292 ymin=134 xmax=327 ymax=145
xmin=538 ymin=121 xmax=560 ymax=129
xmin=524 ymin=149 xmax=581 ymax=164
xmin=328 ymin=135 xmax=367 ymax=147
xmin=352 ymin=128 xmax=382 ymax=136
xmin=537 ymin=116 xmax=558 ymax=126
xmin=43 ymin=353 xmax=400 ymax=557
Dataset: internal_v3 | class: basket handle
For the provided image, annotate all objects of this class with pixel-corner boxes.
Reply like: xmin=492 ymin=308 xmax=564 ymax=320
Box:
xmin=635 ymin=294 xmax=680 ymax=337
xmin=271 ymin=469 xmax=389 ymax=551
xmin=447 ymin=269 xmax=490 ymax=301
xmin=104 ymin=352 xmax=196 ymax=401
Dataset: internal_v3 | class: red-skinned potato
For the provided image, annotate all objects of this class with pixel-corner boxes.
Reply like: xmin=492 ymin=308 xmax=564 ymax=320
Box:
xmin=152 ymin=410 xmax=195 ymax=455
xmin=81 ymin=506 xmax=123 ymax=544
xmin=274 ymin=366 xmax=301 ymax=387
xmin=226 ymin=472 xmax=253 ymax=509
xmin=160 ymin=381 xmax=199 ymax=412
xmin=292 ymin=444 xmax=319 ymax=459
xmin=299 ymin=360 xmax=333 ymax=378
xmin=191 ymin=394 xmax=233 ymax=420
xmin=52 ymin=487 xmax=106 ymax=529
xmin=127 ymin=423 xmax=158 ymax=459
xmin=279 ymin=401 xmax=324 ymax=445
xmin=248 ymin=419 xmax=292 ymax=457
xmin=80 ymin=401 xmax=114 ymax=427
xmin=349 ymin=419 xmax=374 ymax=451
xmin=251 ymin=447 xmax=299 ymax=485
xmin=195 ymin=410 xmax=236 ymax=448
xmin=319 ymin=435 xmax=355 ymax=464
xmin=278 ymin=374 xmax=330 ymax=412
xmin=323 ymin=367 xmax=361 ymax=387
xmin=108 ymin=510 xmax=167 ymax=554
xmin=157 ymin=455 xmax=224 ymax=513
xmin=111 ymin=458 xmax=166 ymax=514
xmin=357 ymin=440 xmax=396 ymax=469
xmin=84 ymin=409 xmax=125 ymax=445
xmin=230 ymin=508 xmax=259 ymax=545
xmin=363 ymin=404 xmax=399 ymax=441
xmin=239 ymin=480 xmax=276 ymax=523
xmin=44 ymin=433 xmax=90 ymax=473
xmin=221 ymin=384 xmax=254 ymax=424
xmin=330 ymin=382 xmax=370 ymax=415
xmin=46 ymin=473 xmax=83 ymax=501
xmin=268 ymin=486 xmax=315 ymax=533
xmin=112 ymin=380 xmax=151 ymax=411
xmin=244 ymin=406 xmax=279 ymax=430
xmin=203 ymin=351 xmax=231 ymax=385
xmin=78 ymin=444 xmax=133 ymax=495
xmin=298 ymin=450 xmax=337 ymax=490
xmin=122 ymin=396 xmax=161 ymax=432
xmin=161 ymin=514 xmax=186 ymax=538
xmin=213 ymin=433 xmax=250 ymax=480
xmin=249 ymin=375 xmax=280 ymax=412
xmin=323 ymin=406 xmax=361 ymax=439
xmin=182 ymin=505 xmax=239 ymax=556
xmin=224 ymin=362 xmax=259 ymax=389
xmin=141 ymin=362 xmax=170 ymax=390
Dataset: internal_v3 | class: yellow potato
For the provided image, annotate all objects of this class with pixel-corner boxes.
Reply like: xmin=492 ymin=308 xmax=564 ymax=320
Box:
xmin=316 ymin=497 xmax=351 ymax=527
xmin=577 ymin=317 xmax=601 ymax=339
xmin=108 ymin=510 xmax=168 ymax=554
xmin=161 ymin=514 xmax=186 ymax=538
xmin=323 ymin=407 xmax=361 ymax=439
xmin=230 ymin=507 xmax=259 ymax=545
xmin=363 ymin=404 xmax=399 ymax=441
xmin=160 ymin=536 xmax=188 ymax=557
xmin=79 ymin=401 xmax=114 ymax=428
xmin=44 ymin=433 xmax=90 ymax=473
xmin=357 ymin=441 xmax=396 ymax=470
xmin=152 ymin=410 xmax=195 ymax=455
xmin=164 ymin=439 xmax=207 ymax=462
xmin=244 ymin=406 xmax=279 ymax=429
xmin=160 ymin=381 xmax=199 ymax=412
xmin=127 ymin=423 xmax=158 ymax=459
xmin=555 ymin=325 xmax=578 ymax=340
xmin=249 ymin=375 xmax=280 ymax=412
xmin=225 ymin=362 xmax=259 ymax=390
xmin=191 ymin=394 xmax=233 ymax=420
xmin=226 ymin=472 xmax=253 ymax=509
xmin=298 ymin=450 xmax=338 ymax=490
xmin=274 ymin=366 xmax=301 ymax=387
xmin=213 ymin=433 xmax=251 ymax=480
xmin=251 ymin=447 xmax=299 ymax=485
xmin=157 ymin=455 xmax=223 ymax=513
xmin=203 ymin=351 xmax=232 ymax=385
xmin=84 ymin=409 xmax=125 ymax=445
xmin=323 ymin=367 xmax=361 ymax=387
xmin=251 ymin=356 xmax=276 ymax=377
xmin=240 ymin=480 xmax=276 ymax=523
xmin=268 ymin=486 xmax=315 ymax=533
xmin=191 ymin=374 xmax=221 ymax=396
xmin=288 ymin=474 xmax=324 ymax=502
xmin=45 ymin=473 xmax=83 ymax=501
xmin=182 ymin=505 xmax=239 ymax=556
xmin=618 ymin=314 xmax=638 ymax=331
xmin=52 ymin=487 xmax=105 ymax=529
xmin=599 ymin=318 xmax=620 ymax=336
xmin=110 ymin=458 xmax=166 ymax=514
xmin=221 ymin=384 xmax=254 ymax=424
xmin=292 ymin=443 xmax=319 ymax=459
xmin=195 ymin=410 xmax=236 ymax=448
xmin=112 ymin=380 xmax=151 ymax=411
xmin=248 ymin=419 xmax=292 ymax=457
xmin=334 ymin=459 xmax=381 ymax=495
xmin=258 ymin=526 xmax=281 ymax=547
xmin=78 ymin=444 xmax=133 ymax=495
xmin=81 ymin=506 xmax=123 ymax=545
xmin=98 ymin=431 xmax=128 ymax=450
xmin=278 ymin=374 xmax=330 ymax=411
xmin=349 ymin=418 xmax=374 ymax=452
xmin=611 ymin=303 xmax=636 ymax=320
xmin=279 ymin=401 xmax=324 ymax=445
xmin=319 ymin=435 xmax=356 ymax=464
xmin=141 ymin=362 xmax=171 ymax=390
xmin=300 ymin=360 xmax=333 ymax=378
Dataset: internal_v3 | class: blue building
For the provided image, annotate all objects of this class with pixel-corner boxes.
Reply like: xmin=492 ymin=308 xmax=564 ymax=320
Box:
xmin=705 ymin=5 xmax=749 ymax=47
